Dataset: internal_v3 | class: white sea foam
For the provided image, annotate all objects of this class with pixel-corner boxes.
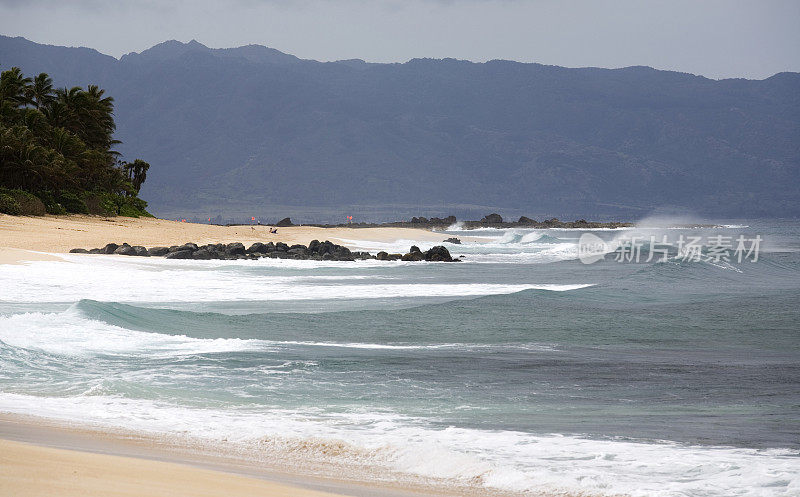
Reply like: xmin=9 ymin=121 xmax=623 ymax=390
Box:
xmin=0 ymin=308 xmax=558 ymax=356
xmin=0 ymin=308 xmax=265 ymax=356
xmin=0 ymin=256 xmax=592 ymax=303
xmin=0 ymin=391 xmax=796 ymax=496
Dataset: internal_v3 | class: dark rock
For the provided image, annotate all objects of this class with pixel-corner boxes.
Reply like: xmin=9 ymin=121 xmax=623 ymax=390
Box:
xmin=226 ymin=242 xmax=246 ymax=256
xmin=287 ymin=247 xmax=308 ymax=256
xmin=192 ymin=249 xmax=213 ymax=260
xmin=165 ymin=250 xmax=193 ymax=259
xmin=388 ymin=253 xmax=403 ymax=261
xmin=443 ymin=237 xmax=461 ymax=244
xmin=69 ymin=248 xmax=89 ymax=253
xmin=132 ymin=246 xmax=149 ymax=256
xmin=518 ymin=216 xmax=536 ymax=224
xmin=275 ymin=217 xmax=293 ymax=227
xmin=102 ymin=243 xmax=119 ymax=254
xmin=147 ymin=246 xmax=169 ymax=256
xmin=308 ymin=240 xmax=321 ymax=253
xmin=322 ymin=253 xmax=334 ymax=260
xmin=411 ymin=216 xmax=428 ymax=224
xmin=247 ymin=242 xmax=268 ymax=253
xmin=480 ymin=213 xmax=503 ymax=224
xmin=170 ymin=243 xmax=198 ymax=253
xmin=114 ymin=244 xmax=136 ymax=256
xmin=333 ymin=245 xmax=351 ymax=257
xmin=376 ymin=251 xmax=389 ymax=261
xmin=316 ymin=240 xmax=334 ymax=255
xmin=410 ymin=245 xmax=421 ymax=253
xmin=424 ymin=246 xmax=454 ymax=262
xmin=542 ymin=218 xmax=560 ymax=226
xmin=275 ymin=242 xmax=289 ymax=252
xmin=402 ymin=251 xmax=425 ymax=261
xmin=88 ymin=248 xmax=103 ymax=254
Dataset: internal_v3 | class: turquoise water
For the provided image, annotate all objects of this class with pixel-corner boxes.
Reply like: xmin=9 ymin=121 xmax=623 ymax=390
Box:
xmin=1 ymin=220 xmax=799 ymax=495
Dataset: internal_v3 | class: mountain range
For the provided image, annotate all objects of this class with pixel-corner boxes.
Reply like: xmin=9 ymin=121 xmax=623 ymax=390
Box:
xmin=2 ymin=35 xmax=798 ymax=221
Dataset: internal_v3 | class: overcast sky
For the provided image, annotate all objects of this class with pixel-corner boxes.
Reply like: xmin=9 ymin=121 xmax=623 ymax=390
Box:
xmin=1 ymin=0 xmax=798 ymax=79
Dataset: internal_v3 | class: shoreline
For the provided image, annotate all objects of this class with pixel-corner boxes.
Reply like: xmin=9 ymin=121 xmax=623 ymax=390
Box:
xmin=0 ymin=413 xmax=515 ymax=497
xmin=0 ymin=214 xmax=480 ymax=261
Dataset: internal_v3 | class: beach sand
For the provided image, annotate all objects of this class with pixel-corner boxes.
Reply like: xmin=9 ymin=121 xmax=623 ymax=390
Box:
xmin=0 ymin=415 xmax=492 ymax=497
xmin=0 ymin=438 xmax=346 ymax=497
xmin=0 ymin=214 xmax=461 ymax=256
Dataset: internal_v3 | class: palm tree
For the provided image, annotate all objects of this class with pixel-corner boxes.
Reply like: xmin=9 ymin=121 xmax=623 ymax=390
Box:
xmin=0 ymin=67 xmax=32 ymax=107
xmin=123 ymin=159 xmax=150 ymax=193
xmin=27 ymin=73 xmax=54 ymax=109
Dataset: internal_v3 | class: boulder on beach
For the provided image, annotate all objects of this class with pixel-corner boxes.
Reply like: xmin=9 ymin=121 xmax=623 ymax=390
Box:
xmin=165 ymin=250 xmax=193 ymax=259
xmin=147 ymin=246 xmax=169 ymax=256
xmin=443 ymin=237 xmax=461 ymax=244
xmin=69 ymin=248 xmax=89 ymax=253
xmin=518 ymin=216 xmax=536 ymax=224
xmin=247 ymin=242 xmax=268 ymax=254
xmin=275 ymin=217 xmax=293 ymax=227
xmin=401 ymin=251 xmax=424 ymax=261
xmin=424 ymin=245 xmax=454 ymax=262
xmin=114 ymin=244 xmax=136 ymax=256
xmin=102 ymin=243 xmax=119 ymax=254
xmin=480 ymin=213 xmax=503 ymax=224
xmin=170 ymin=243 xmax=198 ymax=253
xmin=192 ymin=249 xmax=213 ymax=260
xmin=132 ymin=246 xmax=149 ymax=257
xmin=225 ymin=242 xmax=246 ymax=256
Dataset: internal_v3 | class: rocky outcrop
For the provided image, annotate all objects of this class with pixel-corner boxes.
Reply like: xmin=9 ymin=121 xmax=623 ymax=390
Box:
xmin=165 ymin=249 xmax=193 ymax=259
xmin=423 ymin=246 xmax=454 ymax=262
xmin=102 ymin=243 xmax=119 ymax=254
xmin=70 ymin=241 xmax=460 ymax=262
xmin=113 ymin=244 xmax=137 ymax=256
xmin=480 ymin=213 xmax=503 ymax=224
xmin=443 ymin=237 xmax=461 ymax=244
xmin=275 ymin=217 xmax=293 ymax=227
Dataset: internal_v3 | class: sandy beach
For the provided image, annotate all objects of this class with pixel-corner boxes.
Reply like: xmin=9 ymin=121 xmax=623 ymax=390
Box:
xmin=0 ymin=414 xmax=494 ymax=497
xmin=0 ymin=214 xmax=466 ymax=264
xmin=0 ymin=438 xmax=345 ymax=497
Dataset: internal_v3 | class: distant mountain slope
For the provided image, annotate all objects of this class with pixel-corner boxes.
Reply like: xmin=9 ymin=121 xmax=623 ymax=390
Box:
xmin=2 ymin=35 xmax=798 ymax=221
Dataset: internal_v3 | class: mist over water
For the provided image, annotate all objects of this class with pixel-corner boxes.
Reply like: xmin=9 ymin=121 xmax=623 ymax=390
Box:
xmin=1 ymin=219 xmax=799 ymax=496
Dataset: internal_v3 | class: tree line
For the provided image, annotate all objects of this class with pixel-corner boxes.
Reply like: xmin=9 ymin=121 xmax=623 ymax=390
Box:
xmin=0 ymin=66 xmax=151 ymax=216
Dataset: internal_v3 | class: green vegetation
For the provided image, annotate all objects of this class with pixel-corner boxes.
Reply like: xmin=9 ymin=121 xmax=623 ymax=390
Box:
xmin=0 ymin=66 xmax=152 ymax=216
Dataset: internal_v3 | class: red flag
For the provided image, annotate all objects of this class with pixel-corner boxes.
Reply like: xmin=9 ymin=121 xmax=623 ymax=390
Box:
xmin=251 ymin=217 xmax=256 ymax=221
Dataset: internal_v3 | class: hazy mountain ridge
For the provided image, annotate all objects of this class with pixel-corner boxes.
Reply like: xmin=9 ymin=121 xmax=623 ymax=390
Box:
xmin=2 ymin=35 xmax=798 ymax=221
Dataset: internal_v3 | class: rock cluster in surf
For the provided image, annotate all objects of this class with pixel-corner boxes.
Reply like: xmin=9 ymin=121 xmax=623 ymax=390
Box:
xmin=69 ymin=241 xmax=458 ymax=262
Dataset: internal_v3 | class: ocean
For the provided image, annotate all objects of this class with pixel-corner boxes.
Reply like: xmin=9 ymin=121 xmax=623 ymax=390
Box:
xmin=1 ymin=219 xmax=799 ymax=496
